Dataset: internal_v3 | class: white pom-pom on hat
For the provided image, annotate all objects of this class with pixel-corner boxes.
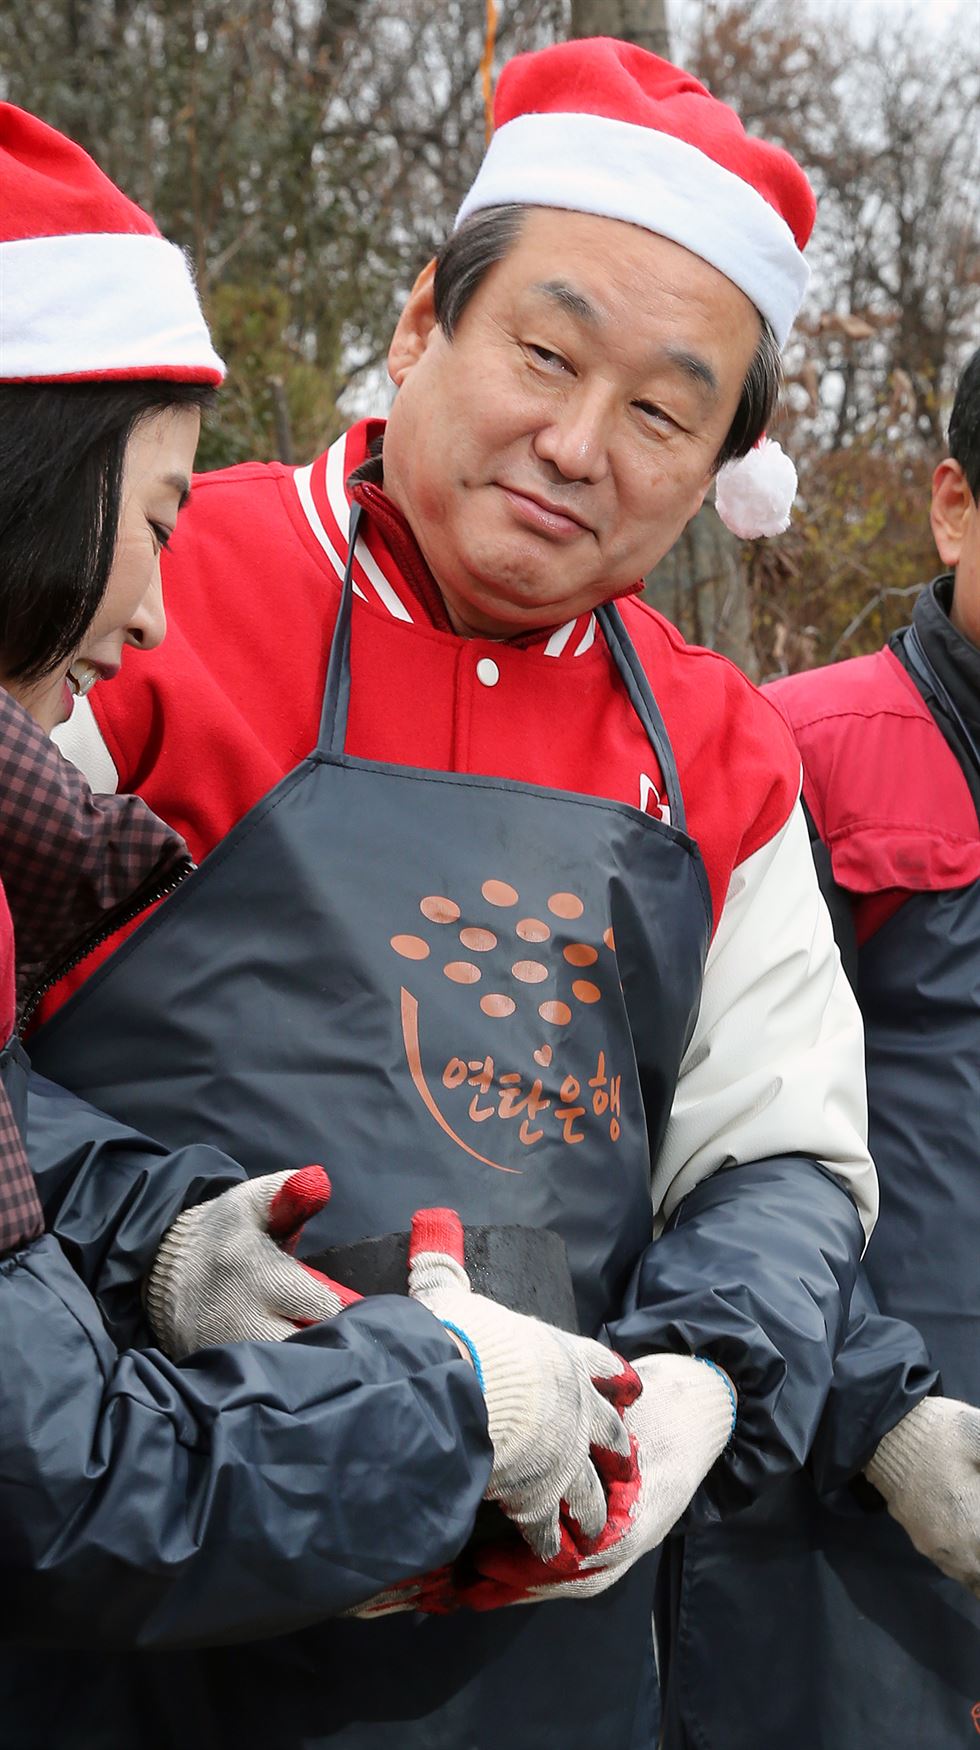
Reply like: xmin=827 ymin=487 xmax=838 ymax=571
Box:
xmin=714 ymin=436 xmax=798 ymax=539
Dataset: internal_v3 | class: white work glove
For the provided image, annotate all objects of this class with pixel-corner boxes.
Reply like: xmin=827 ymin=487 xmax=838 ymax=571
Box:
xmin=146 ymin=1165 xmax=359 ymax=1359
xmin=864 ymin=1396 xmax=980 ymax=1598
xmin=454 ymin=1351 xmax=736 ymax=1608
xmin=408 ymin=1208 xmax=639 ymax=1561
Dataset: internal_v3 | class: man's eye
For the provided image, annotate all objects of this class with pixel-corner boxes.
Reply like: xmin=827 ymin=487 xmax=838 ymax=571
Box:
xmin=527 ymin=343 xmax=569 ymax=371
xmin=634 ymin=400 xmax=675 ymax=428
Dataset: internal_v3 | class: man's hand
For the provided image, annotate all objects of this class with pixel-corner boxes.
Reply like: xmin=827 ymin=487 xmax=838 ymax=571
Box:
xmin=408 ymin=1208 xmax=639 ymax=1560
xmin=146 ymin=1165 xmax=359 ymax=1359
xmin=458 ymin=1352 xmax=735 ymax=1608
xmin=864 ymin=1397 xmax=980 ymax=1597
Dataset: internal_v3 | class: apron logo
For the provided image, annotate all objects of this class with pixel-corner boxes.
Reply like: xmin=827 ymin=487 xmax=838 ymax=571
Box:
xmin=639 ymin=771 xmax=670 ymax=824
xmin=390 ymin=879 xmax=623 ymax=1171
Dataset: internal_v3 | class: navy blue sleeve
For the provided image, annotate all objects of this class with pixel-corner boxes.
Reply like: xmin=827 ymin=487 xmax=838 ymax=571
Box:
xmin=24 ymin=1068 xmax=247 ymax=1346
xmin=604 ymin=1155 xmax=864 ymax=1521
xmin=795 ymin=807 xmax=939 ymax=1493
xmin=808 ymin=1268 xmax=939 ymax=1498
xmin=1 ymin=1235 xmax=491 ymax=1648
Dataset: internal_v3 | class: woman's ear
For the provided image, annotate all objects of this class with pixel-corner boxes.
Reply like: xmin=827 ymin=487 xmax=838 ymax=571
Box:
xmin=388 ymin=260 xmax=438 ymax=387
xmin=930 ymin=457 xmax=973 ymax=569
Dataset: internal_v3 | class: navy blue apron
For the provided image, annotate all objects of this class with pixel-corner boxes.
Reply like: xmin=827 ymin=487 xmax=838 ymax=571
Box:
xmin=657 ymin=623 xmax=980 ymax=1750
xmin=31 ymin=507 xmax=712 ymax=1748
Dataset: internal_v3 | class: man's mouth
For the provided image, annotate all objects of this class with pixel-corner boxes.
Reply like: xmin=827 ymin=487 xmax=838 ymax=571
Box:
xmin=498 ymin=485 xmax=593 ymax=539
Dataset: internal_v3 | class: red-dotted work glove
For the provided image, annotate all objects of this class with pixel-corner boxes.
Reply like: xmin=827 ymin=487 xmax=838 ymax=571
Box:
xmin=146 ymin=1165 xmax=359 ymax=1359
xmin=350 ymin=1205 xmax=640 ymax=1620
xmin=407 ymin=1208 xmax=640 ymax=1560
xmin=457 ymin=1350 xmax=736 ymax=1608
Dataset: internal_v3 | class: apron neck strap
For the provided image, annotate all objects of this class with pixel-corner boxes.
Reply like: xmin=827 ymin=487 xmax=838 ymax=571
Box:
xmin=597 ymin=603 xmax=687 ymax=834
xmin=318 ymin=502 xmax=361 ymax=756
xmin=320 ymin=507 xmax=688 ymax=833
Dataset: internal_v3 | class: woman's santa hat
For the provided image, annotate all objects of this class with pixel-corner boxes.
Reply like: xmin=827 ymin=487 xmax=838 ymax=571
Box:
xmin=0 ymin=104 xmax=224 ymax=386
xmin=456 ymin=39 xmax=815 ymax=538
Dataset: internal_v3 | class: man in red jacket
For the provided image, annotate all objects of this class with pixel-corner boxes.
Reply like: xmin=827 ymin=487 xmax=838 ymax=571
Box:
xmin=22 ymin=35 xmax=941 ymax=1750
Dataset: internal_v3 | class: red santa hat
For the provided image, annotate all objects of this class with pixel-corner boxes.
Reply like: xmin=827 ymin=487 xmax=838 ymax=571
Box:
xmin=456 ymin=39 xmax=816 ymax=537
xmin=0 ymin=104 xmax=225 ymax=386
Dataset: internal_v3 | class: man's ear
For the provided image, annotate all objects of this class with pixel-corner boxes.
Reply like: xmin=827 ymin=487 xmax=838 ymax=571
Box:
xmin=388 ymin=260 xmax=438 ymax=386
xmin=930 ymin=457 xmax=973 ymax=569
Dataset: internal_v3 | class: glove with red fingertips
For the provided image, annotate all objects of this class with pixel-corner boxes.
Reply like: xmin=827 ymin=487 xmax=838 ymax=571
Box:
xmin=457 ymin=1352 xmax=736 ymax=1608
xmin=146 ymin=1165 xmax=360 ymax=1359
xmin=407 ymin=1207 xmax=640 ymax=1561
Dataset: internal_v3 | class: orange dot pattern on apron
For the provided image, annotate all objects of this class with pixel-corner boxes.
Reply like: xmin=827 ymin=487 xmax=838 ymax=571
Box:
xmin=392 ymin=882 xmax=611 ymax=1030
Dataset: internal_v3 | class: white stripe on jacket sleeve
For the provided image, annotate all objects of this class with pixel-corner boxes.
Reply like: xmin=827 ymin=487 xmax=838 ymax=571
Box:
xmin=653 ymin=798 xmax=877 ymax=1242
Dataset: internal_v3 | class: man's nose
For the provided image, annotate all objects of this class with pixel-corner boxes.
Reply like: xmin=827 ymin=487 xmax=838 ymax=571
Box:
xmin=125 ymin=571 xmax=167 ymax=652
xmin=532 ymin=386 xmax=613 ymax=484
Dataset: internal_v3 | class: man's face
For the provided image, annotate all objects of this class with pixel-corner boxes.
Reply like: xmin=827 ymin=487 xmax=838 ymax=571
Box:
xmin=382 ymin=208 xmax=762 ymax=638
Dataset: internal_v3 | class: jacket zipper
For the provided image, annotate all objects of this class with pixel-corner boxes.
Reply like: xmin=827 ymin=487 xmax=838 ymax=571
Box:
xmin=18 ymin=857 xmax=195 ymax=1032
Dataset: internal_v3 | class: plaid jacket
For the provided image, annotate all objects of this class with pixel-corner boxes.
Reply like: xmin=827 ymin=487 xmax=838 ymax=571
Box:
xmin=0 ymin=688 xmax=190 ymax=1253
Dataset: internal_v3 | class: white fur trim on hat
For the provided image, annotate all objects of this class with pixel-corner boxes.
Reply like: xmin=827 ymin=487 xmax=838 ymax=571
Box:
xmin=455 ymin=112 xmax=809 ymax=348
xmin=0 ymin=231 xmax=225 ymax=382
xmin=714 ymin=437 xmax=798 ymax=539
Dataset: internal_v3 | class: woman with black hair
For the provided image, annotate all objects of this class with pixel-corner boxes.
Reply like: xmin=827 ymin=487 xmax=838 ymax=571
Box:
xmin=0 ymin=108 xmax=487 ymax=1665
xmin=0 ymin=379 xmax=206 ymax=731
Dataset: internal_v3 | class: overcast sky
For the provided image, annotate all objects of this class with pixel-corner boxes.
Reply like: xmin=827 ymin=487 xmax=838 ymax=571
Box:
xmin=669 ymin=0 xmax=977 ymax=37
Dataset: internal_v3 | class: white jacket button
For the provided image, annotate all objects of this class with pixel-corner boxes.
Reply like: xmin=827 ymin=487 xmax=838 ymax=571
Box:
xmin=476 ymin=657 xmax=500 ymax=688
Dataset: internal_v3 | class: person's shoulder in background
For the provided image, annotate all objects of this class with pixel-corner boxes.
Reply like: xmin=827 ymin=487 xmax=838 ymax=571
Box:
xmin=766 ymin=648 xmax=980 ymax=939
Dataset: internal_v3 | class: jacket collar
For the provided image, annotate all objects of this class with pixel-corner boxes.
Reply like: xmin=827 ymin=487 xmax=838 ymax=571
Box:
xmin=910 ymin=574 xmax=980 ymax=754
